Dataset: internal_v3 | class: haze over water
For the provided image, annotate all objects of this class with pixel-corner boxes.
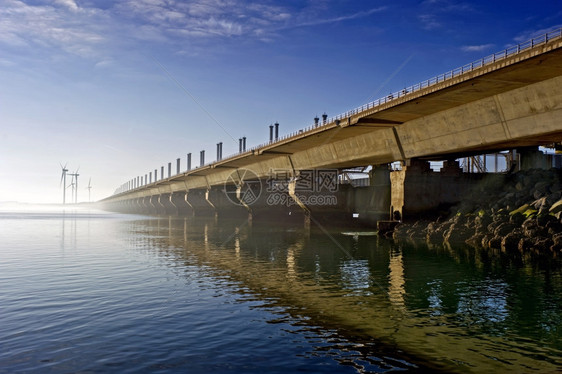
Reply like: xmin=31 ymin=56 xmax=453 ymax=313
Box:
xmin=1 ymin=205 xmax=561 ymax=373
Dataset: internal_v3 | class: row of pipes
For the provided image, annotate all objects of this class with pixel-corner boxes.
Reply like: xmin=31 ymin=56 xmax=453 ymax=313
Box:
xmin=114 ymin=121 xmax=287 ymax=195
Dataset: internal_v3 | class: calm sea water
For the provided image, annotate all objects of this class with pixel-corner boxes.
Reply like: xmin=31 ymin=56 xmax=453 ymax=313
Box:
xmin=1 ymin=205 xmax=561 ymax=373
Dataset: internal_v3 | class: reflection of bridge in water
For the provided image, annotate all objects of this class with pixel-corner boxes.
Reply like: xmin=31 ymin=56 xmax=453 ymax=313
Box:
xmin=132 ymin=216 xmax=562 ymax=373
xmin=103 ymin=30 xmax=562 ymax=225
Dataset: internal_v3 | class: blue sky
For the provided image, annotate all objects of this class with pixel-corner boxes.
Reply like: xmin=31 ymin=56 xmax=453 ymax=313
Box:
xmin=1 ymin=0 xmax=561 ymax=203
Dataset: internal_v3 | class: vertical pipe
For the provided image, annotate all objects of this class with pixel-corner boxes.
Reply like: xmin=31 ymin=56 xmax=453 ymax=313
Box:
xmin=269 ymin=125 xmax=273 ymax=142
xmin=200 ymin=150 xmax=205 ymax=167
xmin=168 ymin=162 xmax=171 ymax=178
xmin=177 ymin=158 xmax=180 ymax=174
xmin=187 ymin=153 xmax=192 ymax=171
xmin=274 ymin=122 xmax=279 ymax=140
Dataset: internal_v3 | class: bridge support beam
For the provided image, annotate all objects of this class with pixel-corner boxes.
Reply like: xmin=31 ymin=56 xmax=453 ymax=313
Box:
xmin=236 ymin=184 xmax=253 ymax=224
xmin=288 ymin=178 xmax=311 ymax=228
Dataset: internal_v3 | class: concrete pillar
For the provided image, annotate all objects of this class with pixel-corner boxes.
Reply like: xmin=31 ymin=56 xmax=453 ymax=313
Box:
xmin=390 ymin=166 xmax=407 ymax=221
xmin=177 ymin=158 xmax=180 ymax=174
xmin=149 ymin=172 xmax=152 ymax=184
xmin=519 ymin=146 xmax=550 ymax=170
xmin=161 ymin=166 xmax=164 ymax=180
xmin=274 ymin=122 xmax=279 ymax=140
xmin=187 ymin=153 xmax=192 ymax=171
xmin=145 ymin=174 xmax=147 ymax=185
xmin=168 ymin=162 xmax=171 ymax=178
xmin=243 ymin=137 xmax=246 ymax=151
xmin=200 ymin=150 xmax=205 ymax=167
xmin=269 ymin=125 xmax=273 ymax=142
xmin=288 ymin=179 xmax=311 ymax=228
xmin=154 ymin=169 xmax=157 ymax=181
xmin=239 ymin=138 xmax=243 ymax=152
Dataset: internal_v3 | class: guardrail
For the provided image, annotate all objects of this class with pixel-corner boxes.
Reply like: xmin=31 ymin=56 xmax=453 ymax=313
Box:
xmin=113 ymin=28 xmax=562 ymax=196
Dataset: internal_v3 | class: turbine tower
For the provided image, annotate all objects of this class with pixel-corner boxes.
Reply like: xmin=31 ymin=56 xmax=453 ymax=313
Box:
xmin=87 ymin=178 xmax=92 ymax=203
xmin=60 ymin=163 xmax=68 ymax=204
xmin=67 ymin=167 xmax=80 ymax=204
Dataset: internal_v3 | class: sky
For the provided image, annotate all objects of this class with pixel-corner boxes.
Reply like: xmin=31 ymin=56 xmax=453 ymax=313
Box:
xmin=1 ymin=0 xmax=561 ymax=204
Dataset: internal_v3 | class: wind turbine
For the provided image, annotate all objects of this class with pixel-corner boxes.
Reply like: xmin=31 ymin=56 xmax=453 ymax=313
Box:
xmin=87 ymin=178 xmax=92 ymax=203
xmin=68 ymin=167 xmax=80 ymax=204
xmin=60 ymin=163 xmax=68 ymax=204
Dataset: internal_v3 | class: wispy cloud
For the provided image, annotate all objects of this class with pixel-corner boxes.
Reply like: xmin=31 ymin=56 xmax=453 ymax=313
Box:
xmin=288 ymin=7 xmax=387 ymax=29
xmin=0 ymin=0 xmax=387 ymax=63
xmin=461 ymin=43 xmax=494 ymax=52
xmin=418 ymin=0 xmax=474 ymax=30
xmin=0 ymin=0 xmax=108 ymax=58
xmin=418 ymin=14 xmax=441 ymax=30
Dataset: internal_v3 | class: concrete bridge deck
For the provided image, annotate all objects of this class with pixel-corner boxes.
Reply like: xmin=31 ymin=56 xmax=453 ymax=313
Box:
xmin=102 ymin=30 xmax=562 ymax=220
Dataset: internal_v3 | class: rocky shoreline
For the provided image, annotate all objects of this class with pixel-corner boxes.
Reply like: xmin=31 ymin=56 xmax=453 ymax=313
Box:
xmin=393 ymin=168 xmax=562 ymax=254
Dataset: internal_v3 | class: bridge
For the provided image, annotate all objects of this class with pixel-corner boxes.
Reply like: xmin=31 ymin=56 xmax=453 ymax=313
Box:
xmin=101 ymin=29 xmax=562 ymax=224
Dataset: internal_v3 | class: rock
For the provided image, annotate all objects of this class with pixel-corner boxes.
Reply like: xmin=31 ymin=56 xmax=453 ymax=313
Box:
xmin=466 ymin=233 xmax=485 ymax=247
xmin=549 ymin=199 xmax=562 ymax=215
xmin=509 ymin=212 xmax=526 ymax=226
xmin=518 ymin=238 xmax=534 ymax=252
xmin=444 ymin=223 xmax=473 ymax=243
xmin=502 ymin=231 xmax=523 ymax=252
xmin=488 ymin=236 xmax=502 ymax=249
xmin=494 ymin=222 xmax=516 ymax=237
xmin=510 ymin=204 xmax=530 ymax=216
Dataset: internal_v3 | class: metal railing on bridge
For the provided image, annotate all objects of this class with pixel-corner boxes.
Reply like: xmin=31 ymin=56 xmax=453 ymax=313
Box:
xmin=249 ymin=28 xmax=562 ymax=152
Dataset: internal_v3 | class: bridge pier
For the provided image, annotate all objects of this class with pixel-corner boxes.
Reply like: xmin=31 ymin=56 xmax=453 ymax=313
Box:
xmin=186 ymin=189 xmax=216 ymax=217
xmin=390 ymin=159 xmax=484 ymax=220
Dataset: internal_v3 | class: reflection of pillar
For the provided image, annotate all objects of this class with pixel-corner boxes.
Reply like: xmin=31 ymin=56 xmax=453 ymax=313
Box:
xmin=204 ymin=224 xmax=209 ymax=251
xmin=234 ymin=227 xmax=240 ymax=259
xmin=388 ymin=248 xmax=405 ymax=308
xmin=286 ymin=247 xmax=295 ymax=280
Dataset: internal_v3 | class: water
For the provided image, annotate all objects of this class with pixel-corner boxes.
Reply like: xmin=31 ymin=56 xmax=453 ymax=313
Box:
xmin=1 ymin=206 xmax=561 ymax=373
